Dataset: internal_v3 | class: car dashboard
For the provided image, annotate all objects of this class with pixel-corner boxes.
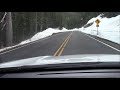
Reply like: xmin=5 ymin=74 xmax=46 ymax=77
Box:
xmin=0 ymin=69 xmax=120 ymax=78
xmin=0 ymin=62 xmax=120 ymax=78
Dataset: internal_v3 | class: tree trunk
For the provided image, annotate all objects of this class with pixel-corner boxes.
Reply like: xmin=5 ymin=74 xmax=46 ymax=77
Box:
xmin=35 ymin=12 xmax=37 ymax=34
xmin=40 ymin=12 xmax=43 ymax=31
xmin=40 ymin=22 xmax=43 ymax=31
xmin=5 ymin=12 xmax=13 ymax=46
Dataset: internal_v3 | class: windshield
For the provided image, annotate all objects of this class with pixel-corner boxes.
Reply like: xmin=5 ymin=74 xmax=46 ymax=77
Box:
xmin=0 ymin=12 xmax=120 ymax=68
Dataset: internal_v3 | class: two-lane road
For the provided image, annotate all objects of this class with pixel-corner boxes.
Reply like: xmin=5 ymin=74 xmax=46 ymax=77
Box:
xmin=0 ymin=31 xmax=119 ymax=63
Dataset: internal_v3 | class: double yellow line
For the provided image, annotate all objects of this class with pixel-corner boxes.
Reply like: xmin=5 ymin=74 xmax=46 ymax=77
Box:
xmin=54 ymin=32 xmax=73 ymax=56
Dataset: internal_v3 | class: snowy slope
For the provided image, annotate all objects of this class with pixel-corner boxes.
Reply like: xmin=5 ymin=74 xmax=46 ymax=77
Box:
xmin=20 ymin=28 xmax=69 ymax=44
xmin=80 ymin=14 xmax=120 ymax=44
xmin=20 ymin=27 xmax=79 ymax=45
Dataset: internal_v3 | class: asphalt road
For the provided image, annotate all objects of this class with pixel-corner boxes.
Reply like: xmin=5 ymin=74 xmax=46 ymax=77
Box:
xmin=0 ymin=31 xmax=119 ymax=63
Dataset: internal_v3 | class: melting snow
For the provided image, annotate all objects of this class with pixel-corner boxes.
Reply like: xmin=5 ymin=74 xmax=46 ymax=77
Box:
xmin=80 ymin=14 xmax=120 ymax=44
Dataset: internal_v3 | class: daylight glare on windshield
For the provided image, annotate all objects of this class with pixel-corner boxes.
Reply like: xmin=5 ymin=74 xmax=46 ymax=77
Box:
xmin=0 ymin=12 xmax=120 ymax=68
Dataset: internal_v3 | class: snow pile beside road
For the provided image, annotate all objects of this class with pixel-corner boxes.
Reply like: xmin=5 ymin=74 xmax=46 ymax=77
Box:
xmin=20 ymin=28 xmax=69 ymax=44
xmin=80 ymin=14 xmax=120 ymax=44
xmin=0 ymin=44 xmax=20 ymax=52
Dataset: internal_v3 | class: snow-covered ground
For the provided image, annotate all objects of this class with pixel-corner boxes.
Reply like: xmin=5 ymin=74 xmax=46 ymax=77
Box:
xmin=80 ymin=14 xmax=120 ymax=44
xmin=20 ymin=27 xmax=70 ymax=44
xmin=0 ymin=44 xmax=22 ymax=52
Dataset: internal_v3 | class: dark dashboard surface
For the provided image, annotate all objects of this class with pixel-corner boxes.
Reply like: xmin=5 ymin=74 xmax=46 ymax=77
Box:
xmin=1 ymin=69 xmax=120 ymax=78
xmin=0 ymin=62 xmax=120 ymax=78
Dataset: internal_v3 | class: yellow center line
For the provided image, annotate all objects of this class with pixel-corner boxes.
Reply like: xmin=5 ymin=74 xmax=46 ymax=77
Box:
xmin=57 ymin=48 xmax=64 ymax=56
xmin=58 ymin=36 xmax=71 ymax=56
xmin=53 ymin=32 xmax=73 ymax=56
xmin=58 ymin=33 xmax=72 ymax=56
xmin=53 ymin=33 xmax=71 ymax=56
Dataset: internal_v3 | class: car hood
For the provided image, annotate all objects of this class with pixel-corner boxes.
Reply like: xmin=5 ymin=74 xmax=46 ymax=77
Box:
xmin=0 ymin=54 xmax=120 ymax=68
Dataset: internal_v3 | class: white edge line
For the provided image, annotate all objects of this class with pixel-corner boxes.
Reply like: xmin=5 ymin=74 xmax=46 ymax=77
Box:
xmin=84 ymin=33 xmax=120 ymax=53
xmin=0 ymin=32 xmax=65 ymax=55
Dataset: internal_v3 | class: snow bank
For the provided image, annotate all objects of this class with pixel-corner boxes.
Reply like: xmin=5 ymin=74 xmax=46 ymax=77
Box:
xmin=20 ymin=27 xmax=69 ymax=44
xmin=0 ymin=44 xmax=19 ymax=52
xmin=80 ymin=14 xmax=120 ymax=44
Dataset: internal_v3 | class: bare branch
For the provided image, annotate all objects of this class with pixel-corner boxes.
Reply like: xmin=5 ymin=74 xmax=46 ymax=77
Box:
xmin=1 ymin=21 xmax=7 ymax=31
xmin=0 ymin=12 xmax=7 ymax=23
